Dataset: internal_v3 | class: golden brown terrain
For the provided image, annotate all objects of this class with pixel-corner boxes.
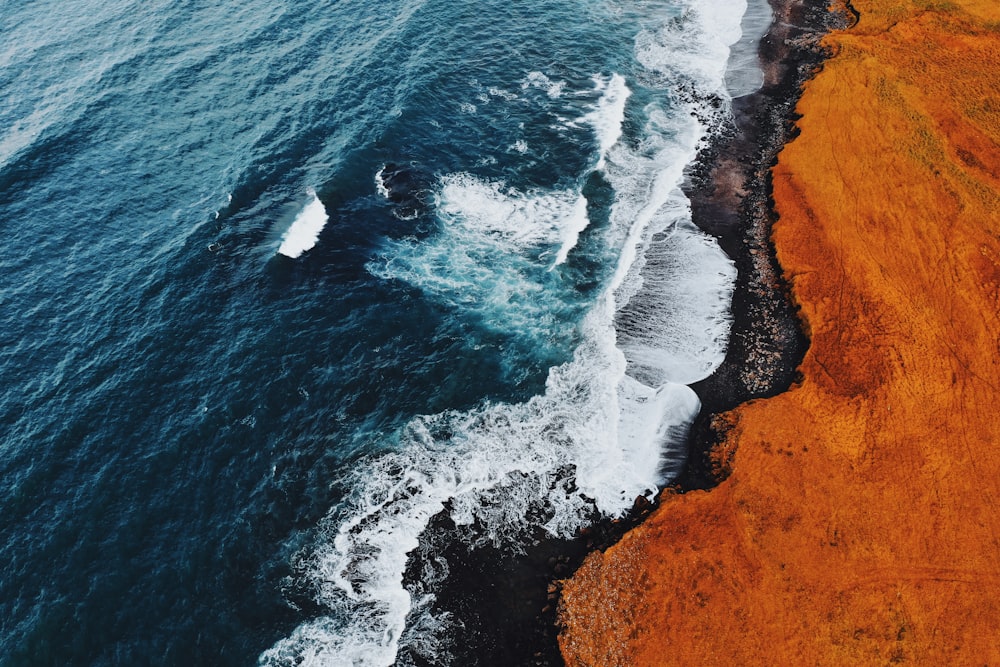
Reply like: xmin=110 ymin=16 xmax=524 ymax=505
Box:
xmin=559 ymin=1 xmax=1000 ymax=664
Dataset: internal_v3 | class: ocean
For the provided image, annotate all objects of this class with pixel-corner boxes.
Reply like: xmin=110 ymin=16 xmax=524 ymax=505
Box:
xmin=0 ymin=0 xmax=766 ymax=663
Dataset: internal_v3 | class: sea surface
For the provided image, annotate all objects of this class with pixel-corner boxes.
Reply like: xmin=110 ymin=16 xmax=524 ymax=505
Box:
xmin=0 ymin=0 xmax=765 ymax=664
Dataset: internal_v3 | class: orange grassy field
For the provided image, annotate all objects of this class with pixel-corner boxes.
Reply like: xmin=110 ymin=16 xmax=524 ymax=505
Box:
xmin=559 ymin=1 xmax=1000 ymax=664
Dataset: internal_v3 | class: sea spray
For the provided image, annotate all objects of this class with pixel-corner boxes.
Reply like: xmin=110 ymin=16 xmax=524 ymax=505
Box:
xmin=582 ymin=74 xmax=631 ymax=172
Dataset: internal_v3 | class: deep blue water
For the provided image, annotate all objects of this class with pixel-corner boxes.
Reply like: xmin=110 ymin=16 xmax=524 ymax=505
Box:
xmin=1 ymin=0 xmax=754 ymax=664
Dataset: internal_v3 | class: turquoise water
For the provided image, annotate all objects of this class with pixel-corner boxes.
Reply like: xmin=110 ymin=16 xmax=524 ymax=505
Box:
xmin=0 ymin=0 xmax=750 ymax=663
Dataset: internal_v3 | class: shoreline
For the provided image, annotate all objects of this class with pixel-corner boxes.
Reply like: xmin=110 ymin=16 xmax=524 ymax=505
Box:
xmin=413 ymin=1 xmax=846 ymax=665
xmin=678 ymin=0 xmax=847 ymax=489
xmin=559 ymin=0 xmax=1000 ymax=662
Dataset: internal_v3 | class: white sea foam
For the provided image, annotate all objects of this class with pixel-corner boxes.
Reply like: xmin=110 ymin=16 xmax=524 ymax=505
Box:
xmin=277 ymin=190 xmax=328 ymax=258
xmin=635 ymin=0 xmax=746 ymax=102
xmin=508 ymin=139 xmax=528 ymax=154
xmin=374 ymin=166 xmax=390 ymax=200
xmin=263 ymin=0 xmax=748 ymax=664
xmin=615 ymin=211 xmax=736 ymax=385
xmin=365 ymin=172 xmax=589 ymax=353
xmin=522 ymin=71 xmax=566 ymax=98
xmin=436 ymin=173 xmax=590 ymax=267
xmin=487 ymin=86 xmax=519 ymax=102
xmin=582 ymin=74 xmax=630 ymax=171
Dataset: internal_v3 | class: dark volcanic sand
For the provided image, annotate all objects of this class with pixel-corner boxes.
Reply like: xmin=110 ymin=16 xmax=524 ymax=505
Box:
xmin=403 ymin=1 xmax=851 ymax=664
xmin=679 ymin=0 xmax=854 ymax=489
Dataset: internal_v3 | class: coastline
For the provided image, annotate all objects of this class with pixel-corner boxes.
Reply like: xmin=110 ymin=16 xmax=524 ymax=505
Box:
xmin=559 ymin=0 xmax=1000 ymax=663
xmin=417 ymin=1 xmax=843 ymax=664
xmin=678 ymin=0 xmax=843 ymax=490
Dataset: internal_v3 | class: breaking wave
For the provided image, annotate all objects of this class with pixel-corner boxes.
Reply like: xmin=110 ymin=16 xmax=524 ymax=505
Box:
xmin=277 ymin=190 xmax=329 ymax=258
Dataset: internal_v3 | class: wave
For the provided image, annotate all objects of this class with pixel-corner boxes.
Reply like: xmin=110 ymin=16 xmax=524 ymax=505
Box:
xmin=366 ymin=72 xmax=634 ymax=352
xmin=368 ymin=172 xmax=587 ymax=357
xmin=374 ymin=165 xmax=391 ymax=200
xmin=262 ymin=0 xmax=748 ymax=663
xmin=582 ymin=74 xmax=630 ymax=171
xmin=277 ymin=190 xmax=329 ymax=258
xmin=261 ymin=298 xmax=675 ymax=667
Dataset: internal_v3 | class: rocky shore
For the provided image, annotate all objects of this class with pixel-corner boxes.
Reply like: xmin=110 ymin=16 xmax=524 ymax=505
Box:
xmin=559 ymin=0 xmax=1000 ymax=663
xmin=406 ymin=1 xmax=847 ymax=665
xmin=679 ymin=0 xmax=847 ymax=490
